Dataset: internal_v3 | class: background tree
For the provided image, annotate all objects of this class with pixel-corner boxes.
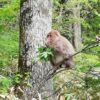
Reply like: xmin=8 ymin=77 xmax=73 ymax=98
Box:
xmin=72 ymin=4 xmax=82 ymax=51
xmin=53 ymin=0 xmax=83 ymax=51
xmin=19 ymin=0 xmax=54 ymax=99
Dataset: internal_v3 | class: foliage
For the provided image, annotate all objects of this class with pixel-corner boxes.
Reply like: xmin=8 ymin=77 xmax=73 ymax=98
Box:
xmin=13 ymin=73 xmax=22 ymax=84
xmin=75 ymin=53 xmax=100 ymax=72
xmin=36 ymin=47 xmax=54 ymax=61
xmin=0 ymin=75 xmax=12 ymax=93
xmin=12 ymin=72 xmax=31 ymax=88
xmin=0 ymin=0 xmax=19 ymax=71
xmin=53 ymin=68 xmax=100 ymax=99
xmin=0 ymin=0 xmax=19 ymax=93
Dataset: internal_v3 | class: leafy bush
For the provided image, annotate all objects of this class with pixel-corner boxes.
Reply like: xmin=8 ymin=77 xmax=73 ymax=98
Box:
xmin=75 ymin=53 xmax=100 ymax=72
xmin=0 ymin=75 xmax=12 ymax=93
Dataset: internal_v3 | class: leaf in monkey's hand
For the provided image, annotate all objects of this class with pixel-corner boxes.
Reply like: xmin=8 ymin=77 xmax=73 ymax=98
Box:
xmin=38 ymin=46 xmax=47 ymax=52
xmin=37 ymin=47 xmax=54 ymax=61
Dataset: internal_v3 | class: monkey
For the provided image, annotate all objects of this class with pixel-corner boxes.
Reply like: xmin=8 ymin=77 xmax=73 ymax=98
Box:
xmin=46 ymin=29 xmax=75 ymax=70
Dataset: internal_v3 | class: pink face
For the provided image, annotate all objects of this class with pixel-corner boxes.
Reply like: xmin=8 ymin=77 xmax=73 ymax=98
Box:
xmin=46 ymin=30 xmax=60 ymax=45
xmin=47 ymin=34 xmax=53 ymax=44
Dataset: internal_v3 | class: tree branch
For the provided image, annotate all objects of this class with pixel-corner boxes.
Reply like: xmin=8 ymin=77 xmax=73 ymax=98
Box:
xmin=71 ymin=41 xmax=99 ymax=57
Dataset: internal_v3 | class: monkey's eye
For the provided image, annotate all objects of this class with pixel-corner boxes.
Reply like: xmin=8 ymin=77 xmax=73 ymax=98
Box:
xmin=47 ymin=34 xmax=52 ymax=37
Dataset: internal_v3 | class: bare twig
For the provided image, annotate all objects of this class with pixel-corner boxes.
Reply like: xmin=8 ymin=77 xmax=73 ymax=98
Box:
xmin=71 ymin=41 xmax=99 ymax=57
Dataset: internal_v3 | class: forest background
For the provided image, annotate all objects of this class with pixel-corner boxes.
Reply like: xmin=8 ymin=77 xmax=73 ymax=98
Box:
xmin=0 ymin=0 xmax=100 ymax=99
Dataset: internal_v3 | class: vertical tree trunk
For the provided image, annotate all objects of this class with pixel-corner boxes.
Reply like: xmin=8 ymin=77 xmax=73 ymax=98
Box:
xmin=72 ymin=5 xmax=82 ymax=51
xmin=19 ymin=0 xmax=54 ymax=99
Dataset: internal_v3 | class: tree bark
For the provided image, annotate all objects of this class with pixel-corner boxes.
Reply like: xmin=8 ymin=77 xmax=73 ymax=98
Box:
xmin=19 ymin=0 xmax=54 ymax=99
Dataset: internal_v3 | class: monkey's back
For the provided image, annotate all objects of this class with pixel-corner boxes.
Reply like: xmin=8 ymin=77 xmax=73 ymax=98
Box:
xmin=58 ymin=36 xmax=75 ymax=55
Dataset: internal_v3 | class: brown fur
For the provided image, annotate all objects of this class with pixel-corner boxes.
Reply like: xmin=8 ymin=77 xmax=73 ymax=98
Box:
xmin=46 ymin=30 xmax=75 ymax=69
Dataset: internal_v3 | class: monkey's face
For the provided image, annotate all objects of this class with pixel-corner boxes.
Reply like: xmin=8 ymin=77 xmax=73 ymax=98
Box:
xmin=46 ymin=30 xmax=60 ymax=45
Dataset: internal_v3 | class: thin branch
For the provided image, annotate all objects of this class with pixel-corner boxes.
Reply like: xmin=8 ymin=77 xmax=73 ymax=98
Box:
xmin=71 ymin=41 xmax=99 ymax=57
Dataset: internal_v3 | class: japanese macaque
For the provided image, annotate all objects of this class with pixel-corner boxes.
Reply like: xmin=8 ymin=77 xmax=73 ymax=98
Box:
xmin=46 ymin=30 xmax=75 ymax=69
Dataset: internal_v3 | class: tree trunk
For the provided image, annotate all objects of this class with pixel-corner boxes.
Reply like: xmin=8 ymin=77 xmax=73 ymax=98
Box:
xmin=72 ymin=5 xmax=82 ymax=51
xmin=19 ymin=0 xmax=54 ymax=99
